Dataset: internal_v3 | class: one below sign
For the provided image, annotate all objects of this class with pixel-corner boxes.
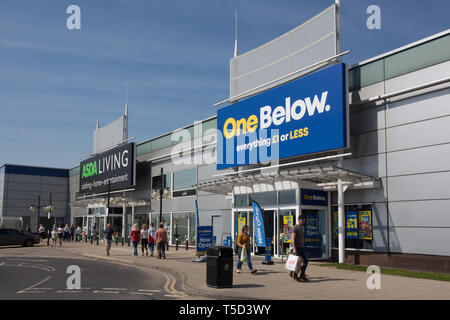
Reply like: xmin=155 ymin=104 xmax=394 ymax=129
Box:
xmin=196 ymin=226 xmax=213 ymax=256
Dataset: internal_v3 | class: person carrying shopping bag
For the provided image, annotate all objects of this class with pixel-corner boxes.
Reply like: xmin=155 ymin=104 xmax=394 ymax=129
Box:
xmin=236 ymin=225 xmax=257 ymax=274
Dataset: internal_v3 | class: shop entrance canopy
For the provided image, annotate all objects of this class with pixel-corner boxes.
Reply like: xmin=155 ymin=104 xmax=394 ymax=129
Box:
xmin=196 ymin=163 xmax=380 ymax=195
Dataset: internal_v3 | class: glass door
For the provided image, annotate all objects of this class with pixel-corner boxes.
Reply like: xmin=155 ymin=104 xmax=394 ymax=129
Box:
xmin=302 ymin=208 xmax=327 ymax=259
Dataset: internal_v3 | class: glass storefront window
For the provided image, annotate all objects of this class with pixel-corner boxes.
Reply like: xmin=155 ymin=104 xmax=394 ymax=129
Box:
xmin=152 ymin=173 xmax=172 ymax=197
xmin=172 ymin=212 xmax=189 ymax=243
xmin=234 ymin=194 xmax=248 ymax=207
xmin=151 ymin=213 xmax=172 ymax=244
xmin=249 ymin=192 xmax=277 ymax=207
xmin=332 ymin=204 xmax=373 ymax=250
xmin=173 ymin=168 xmax=196 ymax=191
xmin=279 ymin=210 xmax=295 ymax=256
xmin=279 ymin=190 xmax=296 ymax=205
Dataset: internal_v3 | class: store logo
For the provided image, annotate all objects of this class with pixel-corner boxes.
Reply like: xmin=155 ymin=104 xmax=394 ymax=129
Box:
xmin=222 ymin=91 xmax=330 ymax=139
xmin=82 ymin=161 xmax=97 ymax=178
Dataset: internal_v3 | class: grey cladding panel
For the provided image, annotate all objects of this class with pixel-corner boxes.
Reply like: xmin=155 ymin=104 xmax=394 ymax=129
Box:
xmin=389 ymin=200 xmax=450 ymax=227
xmin=387 ymin=143 xmax=450 ymax=176
xmin=349 ymin=105 xmax=385 ymax=135
xmin=342 ymin=154 xmax=386 ymax=178
xmin=388 ymin=172 xmax=450 ymax=201
xmin=388 ymin=227 xmax=450 ymax=256
xmin=387 ymin=88 xmax=450 ymax=128
xmin=350 ymin=130 xmax=386 ymax=158
xmin=386 ymin=116 xmax=450 ymax=152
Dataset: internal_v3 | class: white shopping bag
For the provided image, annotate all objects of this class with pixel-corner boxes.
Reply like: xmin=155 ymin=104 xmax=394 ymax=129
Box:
xmin=285 ymin=254 xmax=301 ymax=273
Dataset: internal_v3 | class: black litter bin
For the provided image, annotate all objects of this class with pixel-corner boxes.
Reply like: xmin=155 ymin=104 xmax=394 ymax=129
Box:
xmin=206 ymin=246 xmax=233 ymax=288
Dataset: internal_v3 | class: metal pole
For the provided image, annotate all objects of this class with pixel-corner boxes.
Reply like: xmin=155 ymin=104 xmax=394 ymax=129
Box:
xmin=37 ymin=195 xmax=40 ymax=233
xmin=159 ymin=168 xmax=163 ymax=224
xmin=338 ymin=177 xmax=345 ymax=263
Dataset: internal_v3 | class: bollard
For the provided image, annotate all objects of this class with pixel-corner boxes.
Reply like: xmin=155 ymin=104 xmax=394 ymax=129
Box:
xmin=116 ymin=237 xmax=118 ymax=246
xmin=90 ymin=235 xmax=93 ymax=244
xmin=128 ymin=237 xmax=130 ymax=246
xmin=47 ymin=232 xmax=50 ymax=246
xmin=96 ymin=235 xmax=99 ymax=245
xmin=122 ymin=237 xmax=124 ymax=246
xmin=85 ymin=234 xmax=87 ymax=243
xmin=185 ymin=239 xmax=189 ymax=250
xmin=166 ymin=241 xmax=169 ymax=251
xmin=176 ymin=239 xmax=179 ymax=251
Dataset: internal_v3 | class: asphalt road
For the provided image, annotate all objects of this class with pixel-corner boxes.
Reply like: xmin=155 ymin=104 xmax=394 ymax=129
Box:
xmin=0 ymin=253 xmax=180 ymax=300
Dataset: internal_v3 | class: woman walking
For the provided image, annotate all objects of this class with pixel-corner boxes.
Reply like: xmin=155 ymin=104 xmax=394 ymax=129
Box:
xmin=148 ymin=223 xmax=156 ymax=257
xmin=130 ymin=223 xmax=141 ymax=258
xmin=51 ymin=227 xmax=58 ymax=247
xmin=141 ymin=224 xmax=149 ymax=256
xmin=236 ymin=225 xmax=257 ymax=274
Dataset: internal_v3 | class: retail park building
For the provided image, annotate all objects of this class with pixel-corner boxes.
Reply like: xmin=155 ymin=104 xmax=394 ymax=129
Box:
xmin=0 ymin=9 xmax=449 ymax=272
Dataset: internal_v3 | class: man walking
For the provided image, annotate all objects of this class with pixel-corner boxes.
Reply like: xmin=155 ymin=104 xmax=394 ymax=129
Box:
xmin=291 ymin=215 xmax=309 ymax=282
xmin=103 ymin=223 xmax=114 ymax=256
xmin=155 ymin=223 xmax=168 ymax=259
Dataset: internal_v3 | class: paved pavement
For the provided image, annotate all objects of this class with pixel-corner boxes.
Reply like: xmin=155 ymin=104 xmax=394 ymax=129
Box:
xmin=2 ymin=241 xmax=450 ymax=300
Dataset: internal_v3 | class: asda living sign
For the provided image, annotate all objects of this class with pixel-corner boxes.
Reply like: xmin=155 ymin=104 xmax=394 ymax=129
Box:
xmin=216 ymin=63 xmax=349 ymax=169
xmin=79 ymin=143 xmax=136 ymax=195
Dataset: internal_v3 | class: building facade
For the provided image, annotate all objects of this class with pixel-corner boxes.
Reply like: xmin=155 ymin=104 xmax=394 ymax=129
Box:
xmin=0 ymin=164 xmax=69 ymax=232
xmin=67 ymin=29 xmax=450 ymax=272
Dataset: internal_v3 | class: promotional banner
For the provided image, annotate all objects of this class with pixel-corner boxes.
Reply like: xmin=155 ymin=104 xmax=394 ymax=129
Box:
xmin=238 ymin=217 xmax=246 ymax=235
xmin=359 ymin=211 xmax=373 ymax=240
xmin=79 ymin=143 xmax=136 ymax=195
xmin=346 ymin=211 xmax=358 ymax=239
xmin=305 ymin=212 xmax=320 ymax=244
xmin=196 ymin=226 xmax=213 ymax=256
xmin=217 ymin=63 xmax=348 ymax=170
xmin=252 ymin=201 xmax=266 ymax=247
xmin=283 ymin=215 xmax=294 ymax=243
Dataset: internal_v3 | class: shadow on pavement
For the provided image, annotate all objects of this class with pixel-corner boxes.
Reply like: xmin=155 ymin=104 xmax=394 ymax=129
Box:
xmin=231 ymin=283 xmax=265 ymax=288
xmin=306 ymin=277 xmax=358 ymax=283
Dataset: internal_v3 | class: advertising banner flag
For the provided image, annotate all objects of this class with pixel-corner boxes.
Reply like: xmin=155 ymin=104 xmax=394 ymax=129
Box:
xmin=346 ymin=211 xmax=358 ymax=239
xmin=359 ymin=211 xmax=373 ymax=240
xmin=252 ymin=201 xmax=266 ymax=248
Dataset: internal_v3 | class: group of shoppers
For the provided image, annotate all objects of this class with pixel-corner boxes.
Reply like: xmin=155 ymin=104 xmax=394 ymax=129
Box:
xmin=103 ymin=222 xmax=168 ymax=259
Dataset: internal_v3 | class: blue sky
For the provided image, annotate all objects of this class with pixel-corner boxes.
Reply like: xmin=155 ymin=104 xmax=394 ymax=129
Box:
xmin=0 ymin=0 xmax=449 ymax=169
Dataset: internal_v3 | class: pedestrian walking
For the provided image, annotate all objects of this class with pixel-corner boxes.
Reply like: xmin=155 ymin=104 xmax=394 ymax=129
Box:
xmin=51 ymin=227 xmax=58 ymax=247
xmin=70 ymin=224 xmax=75 ymax=241
xmin=82 ymin=226 xmax=87 ymax=241
xmin=38 ymin=224 xmax=46 ymax=242
xmin=148 ymin=223 xmax=156 ymax=257
xmin=291 ymin=215 xmax=309 ymax=282
xmin=130 ymin=223 xmax=141 ymax=258
xmin=64 ymin=224 xmax=70 ymax=242
xmin=236 ymin=225 xmax=257 ymax=274
xmin=141 ymin=224 xmax=149 ymax=256
xmin=155 ymin=223 xmax=168 ymax=259
xmin=57 ymin=225 xmax=63 ymax=247
xmin=75 ymin=226 xmax=81 ymax=242
xmin=103 ymin=223 xmax=114 ymax=256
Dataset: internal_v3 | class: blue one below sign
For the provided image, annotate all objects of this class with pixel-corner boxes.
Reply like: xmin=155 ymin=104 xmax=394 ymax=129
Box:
xmin=196 ymin=226 xmax=213 ymax=256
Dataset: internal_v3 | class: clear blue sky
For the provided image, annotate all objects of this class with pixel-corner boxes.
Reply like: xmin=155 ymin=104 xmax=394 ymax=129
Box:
xmin=1 ymin=0 xmax=449 ymax=169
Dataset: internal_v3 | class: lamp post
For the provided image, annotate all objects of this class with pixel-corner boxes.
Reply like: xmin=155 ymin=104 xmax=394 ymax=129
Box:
xmin=159 ymin=168 xmax=163 ymax=224
xmin=29 ymin=193 xmax=53 ymax=245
